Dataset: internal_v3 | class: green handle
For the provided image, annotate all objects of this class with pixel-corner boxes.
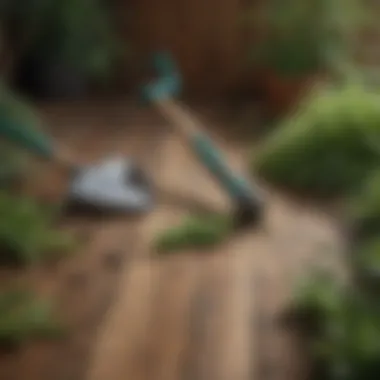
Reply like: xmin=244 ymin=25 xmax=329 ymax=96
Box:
xmin=142 ymin=74 xmax=181 ymax=103
xmin=191 ymin=133 xmax=255 ymax=200
xmin=0 ymin=117 xmax=54 ymax=158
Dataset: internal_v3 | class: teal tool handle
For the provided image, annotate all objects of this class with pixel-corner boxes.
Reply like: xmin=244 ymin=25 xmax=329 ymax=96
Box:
xmin=141 ymin=52 xmax=182 ymax=103
xmin=191 ymin=132 xmax=254 ymax=200
xmin=0 ymin=118 xmax=54 ymax=158
xmin=142 ymin=74 xmax=181 ymax=103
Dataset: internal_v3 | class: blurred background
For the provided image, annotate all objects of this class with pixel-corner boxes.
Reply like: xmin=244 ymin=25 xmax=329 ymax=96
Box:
xmin=1 ymin=1 xmax=380 ymax=380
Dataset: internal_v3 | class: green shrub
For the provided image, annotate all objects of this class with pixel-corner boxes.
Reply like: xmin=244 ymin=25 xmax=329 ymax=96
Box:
xmin=154 ymin=214 xmax=232 ymax=253
xmin=350 ymin=238 xmax=380 ymax=297
xmin=313 ymin=296 xmax=380 ymax=380
xmin=292 ymin=271 xmax=343 ymax=318
xmin=253 ymin=85 xmax=380 ymax=196
xmin=0 ymin=289 xmax=64 ymax=348
xmin=247 ymin=0 xmax=368 ymax=79
xmin=345 ymin=174 xmax=380 ymax=294
xmin=0 ymin=192 xmax=76 ymax=266
xmin=347 ymin=171 xmax=380 ymax=241
xmin=290 ymin=271 xmax=380 ymax=380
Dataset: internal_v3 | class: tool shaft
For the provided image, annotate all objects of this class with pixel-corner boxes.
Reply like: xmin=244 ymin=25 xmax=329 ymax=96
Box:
xmin=0 ymin=118 xmax=53 ymax=158
xmin=155 ymin=98 xmax=257 ymax=201
xmin=0 ymin=118 xmax=77 ymax=172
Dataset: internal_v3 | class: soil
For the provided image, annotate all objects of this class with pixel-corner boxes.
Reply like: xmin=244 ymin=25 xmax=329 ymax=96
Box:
xmin=0 ymin=100 xmax=345 ymax=380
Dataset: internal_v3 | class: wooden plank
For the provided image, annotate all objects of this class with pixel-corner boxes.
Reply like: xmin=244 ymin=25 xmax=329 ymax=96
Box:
xmin=137 ymin=256 xmax=200 ymax=380
xmin=86 ymin=259 xmax=161 ymax=380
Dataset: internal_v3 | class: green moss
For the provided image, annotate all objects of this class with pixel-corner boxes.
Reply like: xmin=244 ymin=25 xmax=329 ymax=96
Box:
xmin=253 ymin=85 xmax=380 ymax=196
xmin=0 ymin=191 xmax=76 ymax=266
xmin=154 ymin=214 xmax=233 ymax=253
xmin=0 ymin=289 xmax=65 ymax=348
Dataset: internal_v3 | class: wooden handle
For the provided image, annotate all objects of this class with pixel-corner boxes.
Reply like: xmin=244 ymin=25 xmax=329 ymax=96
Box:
xmin=154 ymin=98 xmax=202 ymax=139
xmin=50 ymin=145 xmax=79 ymax=173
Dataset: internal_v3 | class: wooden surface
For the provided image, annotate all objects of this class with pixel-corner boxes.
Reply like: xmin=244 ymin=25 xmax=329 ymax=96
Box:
xmin=0 ymin=102 xmax=344 ymax=380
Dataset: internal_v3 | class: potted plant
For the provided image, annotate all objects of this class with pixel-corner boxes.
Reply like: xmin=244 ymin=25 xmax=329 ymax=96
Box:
xmin=249 ymin=0 xmax=366 ymax=116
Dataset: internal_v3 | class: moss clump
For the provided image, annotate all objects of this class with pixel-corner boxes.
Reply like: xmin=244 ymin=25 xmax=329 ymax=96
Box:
xmin=154 ymin=214 xmax=233 ymax=253
xmin=0 ymin=289 xmax=64 ymax=348
xmin=253 ymin=85 xmax=380 ymax=196
xmin=0 ymin=191 xmax=76 ymax=266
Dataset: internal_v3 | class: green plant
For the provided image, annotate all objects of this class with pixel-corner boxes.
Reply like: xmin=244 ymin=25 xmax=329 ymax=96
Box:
xmin=290 ymin=271 xmax=380 ymax=380
xmin=248 ymin=0 xmax=367 ymax=77
xmin=346 ymin=175 xmax=380 ymax=293
xmin=0 ymin=288 xmax=64 ymax=347
xmin=2 ymin=0 xmax=123 ymax=81
xmin=347 ymin=171 xmax=380 ymax=242
xmin=0 ymin=192 xmax=76 ymax=266
xmin=312 ymin=297 xmax=380 ymax=380
xmin=252 ymin=84 xmax=380 ymax=196
xmin=289 ymin=270 xmax=344 ymax=332
xmin=350 ymin=238 xmax=380 ymax=296
xmin=43 ymin=0 xmax=122 ymax=79
xmin=154 ymin=213 xmax=233 ymax=253
xmin=0 ymin=83 xmax=76 ymax=265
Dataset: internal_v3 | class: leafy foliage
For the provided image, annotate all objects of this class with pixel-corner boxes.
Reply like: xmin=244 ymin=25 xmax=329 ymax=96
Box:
xmin=0 ymin=192 xmax=75 ymax=266
xmin=347 ymin=172 xmax=380 ymax=242
xmin=154 ymin=214 xmax=232 ymax=253
xmin=39 ymin=0 xmax=122 ymax=79
xmin=349 ymin=238 xmax=380 ymax=298
xmin=290 ymin=271 xmax=380 ymax=380
xmin=0 ymin=289 xmax=64 ymax=347
xmin=253 ymin=85 xmax=380 ymax=196
xmin=249 ymin=0 xmax=367 ymax=77
xmin=0 ymin=82 xmax=72 ymax=348
xmin=2 ymin=0 xmax=122 ymax=80
xmin=280 ymin=83 xmax=380 ymax=379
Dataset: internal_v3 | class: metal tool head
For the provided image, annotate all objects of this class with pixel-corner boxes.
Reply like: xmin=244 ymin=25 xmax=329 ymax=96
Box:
xmin=65 ymin=156 xmax=154 ymax=215
xmin=233 ymin=194 xmax=265 ymax=230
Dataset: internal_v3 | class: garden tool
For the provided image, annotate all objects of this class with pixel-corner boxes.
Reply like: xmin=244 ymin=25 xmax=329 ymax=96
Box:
xmin=142 ymin=52 xmax=265 ymax=228
xmin=0 ymin=112 xmax=154 ymax=214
